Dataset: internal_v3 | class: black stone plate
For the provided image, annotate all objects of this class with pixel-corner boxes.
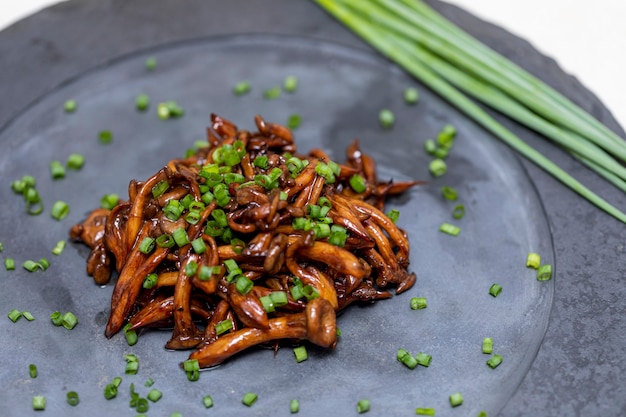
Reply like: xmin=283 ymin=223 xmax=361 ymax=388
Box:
xmin=0 ymin=1 xmax=624 ymax=416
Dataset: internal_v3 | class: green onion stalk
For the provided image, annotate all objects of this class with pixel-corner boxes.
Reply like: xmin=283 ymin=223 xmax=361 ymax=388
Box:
xmin=314 ymin=0 xmax=626 ymax=224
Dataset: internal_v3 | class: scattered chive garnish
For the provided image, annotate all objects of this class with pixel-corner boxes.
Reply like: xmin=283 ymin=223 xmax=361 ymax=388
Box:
xmin=242 ymin=392 xmax=258 ymax=407
xmin=449 ymin=392 xmax=463 ymax=407
xmin=489 ymin=283 xmax=503 ymax=297
xmin=379 ymin=109 xmax=395 ymax=128
xmin=357 ymin=399 xmax=371 ymax=414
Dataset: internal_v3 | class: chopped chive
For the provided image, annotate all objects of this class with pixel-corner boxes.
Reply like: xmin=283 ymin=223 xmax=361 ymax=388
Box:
xmin=410 ymin=297 xmax=427 ymax=310
xmin=452 ymin=204 xmax=465 ymax=219
xmin=526 ymin=252 xmax=541 ymax=269
xmin=52 ymin=240 xmax=66 ymax=255
xmin=32 ymin=396 xmax=46 ymax=411
xmin=379 ymin=109 xmax=395 ymax=128
xmin=66 ymin=391 xmax=79 ymax=406
xmin=151 ymin=179 xmax=169 ymax=198
xmin=51 ymin=200 xmax=70 ymax=221
xmin=415 ymin=408 xmax=435 ymax=416
xmin=4 ymin=258 xmax=15 ymax=271
xmin=397 ymin=348 xmax=418 ymax=369
xmin=22 ymin=260 xmax=40 ymax=272
xmin=61 ymin=311 xmax=78 ymax=330
xmin=233 ymin=80 xmax=251 ymax=96
xmin=439 ymin=222 xmax=459 ymax=236
xmin=284 ymin=75 xmax=298 ymax=92
xmin=28 ymin=364 xmax=38 ymax=379
xmin=104 ymin=383 xmax=118 ymax=400
xmin=486 ymin=354 xmax=503 ymax=369
xmin=136 ymin=94 xmax=150 ymax=111
xmin=145 ymin=56 xmax=157 ymax=70
xmin=290 ymin=399 xmax=300 ymax=413
xmin=235 ymin=276 xmax=253 ymax=295
xmin=156 ymin=234 xmax=175 ymax=248
xmin=185 ymin=260 xmax=198 ymax=277
xmin=293 ymin=345 xmax=308 ymax=363
xmin=124 ymin=323 xmax=138 ymax=346
xmin=349 ymin=174 xmax=367 ymax=193
xmin=263 ymin=86 xmax=281 ymax=100
xmin=287 ymin=114 xmax=302 ymax=129
xmin=386 ymin=209 xmax=400 ymax=224
xmin=23 ymin=311 xmax=35 ymax=321
xmin=429 ymin=158 xmax=447 ymax=176
xmin=482 ymin=337 xmax=493 ymax=354
xmin=0 ymin=242 xmax=3 ymax=252
xmin=8 ymin=309 xmax=22 ymax=322
xmin=242 ymin=392 xmax=258 ymax=407
xmin=50 ymin=311 xmax=63 ymax=326
xmin=50 ymin=160 xmax=66 ymax=179
xmin=64 ymin=99 xmax=77 ymax=113
xmin=441 ymin=185 xmax=458 ymax=201
xmin=477 ymin=412 xmax=488 ymax=417
xmin=98 ymin=130 xmax=113 ymax=144
xmin=144 ymin=378 xmax=154 ymax=387
xmin=215 ymin=319 xmax=233 ymax=335
xmin=357 ymin=399 xmax=371 ymax=414
xmin=489 ymin=283 xmax=502 ymax=297
xmin=139 ymin=237 xmax=155 ymax=254
xmin=67 ymin=153 xmax=85 ymax=170
xmin=415 ymin=352 xmax=432 ymax=367
xmin=147 ymin=389 xmax=162 ymax=402
xmin=404 ymin=87 xmax=419 ymax=104
xmin=537 ymin=264 xmax=553 ymax=281
xmin=142 ymin=272 xmax=158 ymax=289
xmin=172 ymin=227 xmax=190 ymax=246
xmin=449 ymin=392 xmax=463 ymax=407
xmin=37 ymin=258 xmax=50 ymax=271
xmin=203 ymin=395 xmax=214 ymax=408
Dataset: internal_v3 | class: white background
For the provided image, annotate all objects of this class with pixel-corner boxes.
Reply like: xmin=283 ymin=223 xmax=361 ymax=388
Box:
xmin=1 ymin=0 xmax=625 ymax=131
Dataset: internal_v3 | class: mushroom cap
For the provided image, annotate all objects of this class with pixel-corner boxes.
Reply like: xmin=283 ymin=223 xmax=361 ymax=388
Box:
xmin=304 ymin=298 xmax=337 ymax=348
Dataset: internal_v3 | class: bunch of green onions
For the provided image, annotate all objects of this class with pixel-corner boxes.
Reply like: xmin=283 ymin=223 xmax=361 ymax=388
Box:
xmin=314 ymin=0 xmax=626 ymax=224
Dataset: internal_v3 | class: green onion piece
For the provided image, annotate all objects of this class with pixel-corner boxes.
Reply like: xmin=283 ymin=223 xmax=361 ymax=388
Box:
xmin=203 ymin=395 xmax=214 ymax=408
xmin=224 ymin=258 xmax=240 ymax=273
xmin=23 ymin=187 xmax=40 ymax=204
xmin=357 ymin=399 xmax=371 ymax=414
xmin=52 ymin=240 xmax=66 ymax=255
xmin=37 ymin=258 xmax=50 ymax=271
xmin=191 ymin=237 xmax=207 ymax=254
xmin=50 ymin=311 xmax=63 ymax=326
xmin=328 ymin=224 xmax=348 ymax=247
xmin=242 ymin=392 xmax=258 ymax=407
xmin=526 ymin=252 xmax=541 ymax=269
xmin=32 ymin=396 xmax=46 ymax=411
xmin=23 ymin=311 xmax=35 ymax=321
xmin=155 ymin=234 xmax=175 ymax=248
xmin=260 ymin=295 xmax=275 ymax=313
xmin=437 ymin=124 xmax=457 ymax=148
xmin=486 ymin=354 xmax=503 ymax=369
xmin=263 ymin=87 xmax=281 ymax=100
xmin=415 ymin=352 xmax=432 ymax=367
xmin=98 ymin=130 xmax=113 ymax=144
xmin=67 ymin=153 xmax=85 ymax=170
xmin=404 ymin=87 xmax=419 ymax=104
xmin=424 ymin=139 xmax=437 ymax=156
xmin=4 ymin=258 xmax=15 ymax=271
xmin=172 ymin=227 xmax=190 ymax=247
xmin=253 ymin=155 xmax=269 ymax=168
xmin=0 ymin=242 xmax=3 ymax=252
xmin=233 ymin=80 xmax=251 ymax=96
xmin=397 ymin=348 xmax=410 ymax=362
xmin=28 ymin=364 xmax=38 ymax=378
xmin=439 ymin=222 xmax=460 ymax=236
xmin=104 ymin=383 xmax=118 ymax=400
xmin=51 ymin=200 xmax=70 ymax=221
xmin=270 ymin=291 xmax=288 ymax=307
xmin=401 ymin=353 xmax=418 ymax=369
xmin=170 ymin=413 xmax=183 ymax=417
xmin=290 ymin=285 xmax=305 ymax=301
xmin=235 ymin=276 xmax=254 ymax=295
xmin=163 ymin=200 xmax=183 ymax=221
xmin=429 ymin=159 xmax=447 ymax=177
xmin=449 ymin=393 xmax=463 ymax=407
xmin=349 ymin=174 xmax=367 ymax=193
xmin=489 ymin=283 xmax=503 ymax=298
xmin=139 ymin=237 xmax=155 ymax=254
xmin=123 ymin=323 xmax=138 ymax=346
xmin=477 ymin=412 xmax=489 ymax=417
xmin=302 ymin=284 xmax=320 ymax=301
xmin=151 ymin=180 xmax=169 ymax=198
xmin=410 ymin=297 xmax=427 ymax=310
xmin=66 ymin=391 xmax=79 ymax=406
xmin=537 ymin=264 xmax=553 ymax=281
xmin=100 ymin=193 xmax=119 ymax=210
xmin=315 ymin=162 xmax=336 ymax=184
xmin=8 ymin=309 xmax=22 ymax=322
xmin=185 ymin=211 xmax=201 ymax=225
xmin=136 ymin=94 xmax=150 ymax=111
xmin=180 ymin=193 xmax=195 ymax=209
xmin=23 ymin=260 xmax=40 ymax=272
xmin=482 ymin=337 xmax=493 ymax=354
xmin=224 ymin=172 xmax=245 ymax=184
xmin=379 ymin=109 xmax=395 ymax=128
xmin=62 ymin=311 xmax=78 ymax=330
xmin=215 ymin=319 xmax=233 ymax=335
xmin=290 ymin=399 xmax=300 ymax=413
xmin=112 ymin=376 xmax=122 ymax=388
xmin=441 ymin=186 xmax=458 ymax=201
xmin=144 ymin=378 xmax=154 ymax=387
xmin=136 ymin=398 xmax=149 ymax=413
xmin=198 ymin=265 xmax=219 ymax=281
xmin=287 ymin=114 xmax=302 ymax=129
xmin=183 ymin=359 xmax=200 ymax=382
xmin=185 ymin=260 xmax=198 ymax=277
xmin=415 ymin=407 xmax=435 ymax=415
xmin=452 ymin=204 xmax=465 ymax=219
xmin=157 ymin=102 xmax=170 ymax=119
xmin=385 ymin=209 xmax=400 ymax=224
xmin=284 ymin=75 xmax=298 ymax=92
xmin=147 ymin=389 xmax=162 ymax=402
xmin=50 ymin=160 xmax=66 ymax=180
xmin=64 ymin=99 xmax=77 ymax=113
xmin=145 ymin=56 xmax=157 ymax=70
xmin=293 ymin=345 xmax=308 ymax=363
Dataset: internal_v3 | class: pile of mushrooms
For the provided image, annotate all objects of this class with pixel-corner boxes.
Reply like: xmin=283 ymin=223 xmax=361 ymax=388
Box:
xmin=70 ymin=114 xmax=419 ymax=368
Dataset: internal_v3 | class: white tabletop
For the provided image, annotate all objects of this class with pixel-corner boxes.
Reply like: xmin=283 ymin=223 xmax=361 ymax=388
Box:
xmin=1 ymin=0 xmax=625 ymax=131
